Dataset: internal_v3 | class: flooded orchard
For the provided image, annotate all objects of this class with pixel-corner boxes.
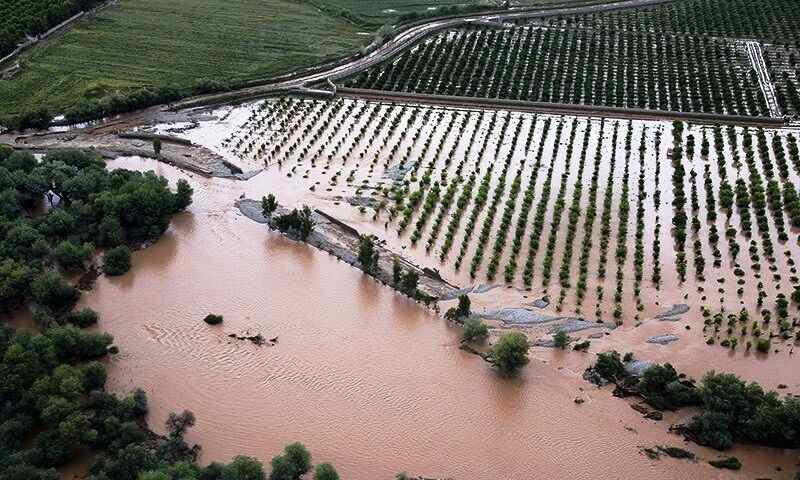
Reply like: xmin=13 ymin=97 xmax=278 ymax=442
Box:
xmin=75 ymin=153 xmax=798 ymax=479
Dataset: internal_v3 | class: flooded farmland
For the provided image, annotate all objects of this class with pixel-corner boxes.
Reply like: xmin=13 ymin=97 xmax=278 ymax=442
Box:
xmin=71 ymin=149 xmax=798 ymax=479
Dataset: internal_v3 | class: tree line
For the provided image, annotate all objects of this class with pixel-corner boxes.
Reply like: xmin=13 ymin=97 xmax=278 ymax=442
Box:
xmin=0 ymin=0 xmax=104 ymax=57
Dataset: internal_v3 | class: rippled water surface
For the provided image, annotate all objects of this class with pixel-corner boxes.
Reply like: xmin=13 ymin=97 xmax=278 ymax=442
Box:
xmin=75 ymin=157 xmax=797 ymax=479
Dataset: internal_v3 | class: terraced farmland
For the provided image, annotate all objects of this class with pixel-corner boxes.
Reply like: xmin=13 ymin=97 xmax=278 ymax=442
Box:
xmin=204 ymin=96 xmax=800 ymax=351
xmin=345 ymin=25 xmax=769 ymax=116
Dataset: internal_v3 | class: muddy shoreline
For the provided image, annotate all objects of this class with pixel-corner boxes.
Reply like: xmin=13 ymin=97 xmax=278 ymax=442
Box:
xmin=2 ymin=128 xmax=248 ymax=178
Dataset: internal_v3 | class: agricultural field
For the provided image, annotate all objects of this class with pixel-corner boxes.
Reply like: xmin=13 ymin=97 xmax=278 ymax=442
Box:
xmin=548 ymin=0 xmax=800 ymax=117
xmin=764 ymin=45 xmax=800 ymax=118
xmin=548 ymin=0 xmax=800 ymax=46
xmin=0 ymin=0 xmax=367 ymax=115
xmin=186 ymin=96 xmax=800 ymax=353
xmin=345 ymin=24 xmax=769 ymax=116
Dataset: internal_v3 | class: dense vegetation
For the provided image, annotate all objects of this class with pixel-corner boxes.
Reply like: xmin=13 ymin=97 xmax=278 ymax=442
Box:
xmin=591 ymin=352 xmax=800 ymax=451
xmin=0 ymin=0 xmax=103 ymax=57
xmin=0 ymin=147 xmax=347 ymax=480
xmin=0 ymin=147 xmax=192 ymax=322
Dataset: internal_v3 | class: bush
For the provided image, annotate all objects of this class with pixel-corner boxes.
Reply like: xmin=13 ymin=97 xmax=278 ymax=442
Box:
xmin=461 ymin=318 xmax=488 ymax=343
xmin=103 ymin=246 xmax=132 ymax=276
xmin=66 ymin=308 xmax=99 ymax=328
xmin=204 ymin=314 xmax=223 ymax=325
xmin=756 ymin=338 xmax=771 ymax=353
xmin=553 ymin=330 xmax=569 ymax=349
xmin=594 ymin=350 xmax=626 ymax=382
xmin=274 ymin=207 xmax=314 ymax=240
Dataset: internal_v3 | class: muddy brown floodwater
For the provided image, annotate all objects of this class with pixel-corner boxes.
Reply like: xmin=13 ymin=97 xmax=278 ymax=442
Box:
xmin=75 ymin=156 xmax=797 ymax=479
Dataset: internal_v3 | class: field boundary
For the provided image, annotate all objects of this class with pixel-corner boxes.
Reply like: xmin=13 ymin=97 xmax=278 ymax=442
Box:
xmin=334 ymin=87 xmax=787 ymax=127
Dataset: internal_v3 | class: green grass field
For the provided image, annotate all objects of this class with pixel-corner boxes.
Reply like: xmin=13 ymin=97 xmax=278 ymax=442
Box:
xmin=316 ymin=0 xmax=613 ymax=24
xmin=317 ymin=0 xmax=491 ymax=23
xmin=0 ymin=0 xmax=369 ymax=115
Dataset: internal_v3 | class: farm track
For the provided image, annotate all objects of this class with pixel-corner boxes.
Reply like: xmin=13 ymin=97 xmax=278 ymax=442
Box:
xmin=744 ymin=40 xmax=783 ymax=119
xmin=335 ymin=87 xmax=785 ymax=127
xmin=171 ymin=0 xmax=678 ymax=110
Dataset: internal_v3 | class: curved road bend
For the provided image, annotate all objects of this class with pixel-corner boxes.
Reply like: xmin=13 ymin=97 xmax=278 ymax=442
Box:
xmin=174 ymin=0 xmax=677 ymax=109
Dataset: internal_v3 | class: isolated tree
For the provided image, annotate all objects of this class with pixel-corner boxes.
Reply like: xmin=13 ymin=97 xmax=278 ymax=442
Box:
xmin=221 ymin=456 xmax=265 ymax=480
xmin=269 ymin=442 xmax=311 ymax=480
xmin=357 ymin=234 xmax=379 ymax=273
xmin=445 ymin=294 xmax=471 ymax=322
xmin=392 ymin=256 xmax=402 ymax=283
xmin=153 ymin=138 xmax=162 ymax=158
xmin=490 ymin=332 xmax=530 ymax=374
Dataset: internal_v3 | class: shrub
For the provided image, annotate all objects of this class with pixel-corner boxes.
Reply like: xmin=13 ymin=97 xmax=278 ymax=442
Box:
xmin=553 ymin=330 xmax=569 ymax=349
xmin=204 ymin=314 xmax=223 ymax=325
xmin=66 ymin=308 xmax=99 ymax=328
xmin=462 ymin=318 xmax=488 ymax=343
xmin=594 ymin=350 xmax=626 ymax=382
xmin=756 ymin=338 xmax=770 ymax=353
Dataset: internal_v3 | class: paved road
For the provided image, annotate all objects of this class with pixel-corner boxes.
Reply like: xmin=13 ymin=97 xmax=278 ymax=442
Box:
xmin=744 ymin=40 xmax=783 ymax=118
xmin=174 ymin=0 xmax=677 ymax=109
